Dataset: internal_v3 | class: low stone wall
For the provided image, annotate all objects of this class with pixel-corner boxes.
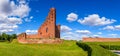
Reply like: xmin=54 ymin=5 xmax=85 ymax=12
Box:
xmin=83 ymin=38 xmax=120 ymax=42
xmin=27 ymin=34 xmax=39 ymax=38
xmin=17 ymin=33 xmax=62 ymax=44
xmin=17 ymin=38 xmax=62 ymax=44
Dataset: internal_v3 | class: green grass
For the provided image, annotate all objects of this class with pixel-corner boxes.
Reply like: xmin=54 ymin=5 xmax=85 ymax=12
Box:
xmin=77 ymin=42 xmax=118 ymax=56
xmin=89 ymin=44 xmax=118 ymax=56
xmin=85 ymin=42 xmax=120 ymax=56
xmin=85 ymin=42 xmax=120 ymax=46
xmin=86 ymin=42 xmax=120 ymax=50
xmin=0 ymin=40 xmax=87 ymax=56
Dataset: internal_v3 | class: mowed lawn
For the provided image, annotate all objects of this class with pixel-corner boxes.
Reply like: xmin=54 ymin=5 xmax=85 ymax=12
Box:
xmin=86 ymin=42 xmax=120 ymax=46
xmin=0 ymin=40 xmax=87 ymax=56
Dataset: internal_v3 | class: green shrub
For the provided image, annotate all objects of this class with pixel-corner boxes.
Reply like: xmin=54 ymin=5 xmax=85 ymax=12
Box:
xmin=76 ymin=42 xmax=92 ymax=56
xmin=100 ymin=45 xmax=120 ymax=50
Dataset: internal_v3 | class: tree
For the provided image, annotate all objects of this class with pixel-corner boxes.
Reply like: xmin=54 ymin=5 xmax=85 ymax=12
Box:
xmin=0 ymin=33 xmax=17 ymax=42
xmin=12 ymin=34 xmax=17 ymax=39
xmin=0 ymin=35 xmax=2 ymax=40
xmin=7 ymin=35 xmax=13 ymax=42
xmin=1 ymin=33 xmax=8 ymax=41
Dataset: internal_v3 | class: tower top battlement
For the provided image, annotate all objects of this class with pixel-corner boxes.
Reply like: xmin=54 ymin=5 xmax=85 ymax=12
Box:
xmin=50 ymin=7 xmax=56 ymax=11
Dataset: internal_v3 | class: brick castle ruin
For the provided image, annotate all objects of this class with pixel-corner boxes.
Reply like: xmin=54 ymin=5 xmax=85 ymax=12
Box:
xmin=17 ymin=8 xmax=61 ymax=44
xmin=18 ymin=8 xmax=120 ymax=43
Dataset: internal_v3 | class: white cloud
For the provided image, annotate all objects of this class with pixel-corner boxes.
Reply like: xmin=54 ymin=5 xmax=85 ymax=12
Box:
xmin=0 ymin=17 xmax=22 ymax=33
xmin=76 ymin=30 xmax=91 ymax=34
xmin=25 ymin=30 xmax=37 ymax=34
xmin=61 ymin=30 xmax=92 ymax=40
xmin=81 ymin=35 xmax=89 ymax=37
xmin=93 ymin=35 xmax=99 ymax=37
xmin=103 ymin=26 xmax=114 ymax=30
xmin=61 ymin=25 xmax=72 ymax=32
xmin=0 ymin=29 xmax=14 ymax=33
xmin=108 ymin=34 xmax=117 ymax=37
xmin=61 ymin=31 xmax=81 ymax=40
xmin=67 ymin=13 xmax=78 ymax=22
xmin=103 ymin=25 xmax=120 ymax=30
xmin=114 ymin=25 xmax=120 ymax=30
xmin=65 ymin=32 xmax=73 ymax=35
xmin=0 ymin=0 xmax=30 ymax=33
xmin=97 ymin=32 xmax=102 ymax=34
xmin=25 ymin=16 xmax=33 ymax=22
xmin=0 ymin=24 xmax=18 ymax=29
xmin=7 ymin=17 xmax=22 ymax=24
xmin=78 ymin=14 xmax=116 ymax=26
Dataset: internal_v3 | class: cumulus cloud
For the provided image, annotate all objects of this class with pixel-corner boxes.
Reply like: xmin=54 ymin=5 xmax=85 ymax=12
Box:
xmin=61 ymin=25 xmax=72 ymax=32
xmin=103 ymin=25 xmax=120 ymax=30
xmin=78 ymin=14 xmax=116 ymax=26
xmin=61 ymin=29 xmax=92 ymax=40
xmin=97 ymin=32 xmax=102 ymax=34
xmin=103 ymin=26 xmax=114 ymax=30
xmin=67 ymin=13 xmax=78 ymax=22
xmin=25 ymin=16 xmax=33 ymax=22
xmin=75 ymin=30 xmax=91 ymax=34
xmin=61 ymin=31 xmax=81 ymax=40
xmin=25 ymin=30 xmax=37 ymax=34
xmin=65 ymin=32 xmax=73 ymax=35
xmin=0 ymin=0 xmax=30 ymax=33
xmin=108 ymin=34 xmax=118 ymax=37
xmin=93 ymin=35 xmax=99 ymax=37
xmin=114 ymin=25 xmax=120 ymax=30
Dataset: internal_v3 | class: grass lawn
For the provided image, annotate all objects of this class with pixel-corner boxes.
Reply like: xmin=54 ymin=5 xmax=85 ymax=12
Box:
xmin=85 ymin=42 xmax=120 ymax=50
xmin=85 ymin=42 xmax=120 ymax=46
xmin=0 ymin=40 xmax=87 ymax=56
xmin=89 ymin=45 xmax=118 ymax=56
xmin=77 ymin=42 xmax=118 ymax=56
xmin=84 ymin=42 xmax=120 ymax=56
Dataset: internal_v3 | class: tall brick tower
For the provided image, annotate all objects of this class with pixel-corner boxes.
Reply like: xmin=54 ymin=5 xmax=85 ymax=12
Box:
xmin=38 ymin=8 xmax=60 ymax=39
xmin=17 ymin=8 xmax=61 ymax=44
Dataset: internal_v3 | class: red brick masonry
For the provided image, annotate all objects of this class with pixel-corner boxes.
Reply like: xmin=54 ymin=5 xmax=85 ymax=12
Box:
xmin=83 ymin=37 xmax=120 ymax=42
xmin=17 ymin=8 xmax=62 ymax=44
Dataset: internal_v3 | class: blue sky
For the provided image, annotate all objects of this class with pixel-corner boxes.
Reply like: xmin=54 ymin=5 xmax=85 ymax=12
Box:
xmin=0 ymin=0 xmax=120 ymax=40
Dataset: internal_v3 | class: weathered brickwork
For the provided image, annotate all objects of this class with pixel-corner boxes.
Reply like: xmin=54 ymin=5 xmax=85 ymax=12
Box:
xmin=17 ymin=8 xmax=61 ymax=44
xmin=38 ymin=8 xmax=60 ymax=38
xmin=83 ymin=37 xmax=120 ymax=42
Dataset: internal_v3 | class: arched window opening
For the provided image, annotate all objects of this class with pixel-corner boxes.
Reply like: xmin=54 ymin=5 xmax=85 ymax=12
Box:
xmin=46 ymin=27 xmax=48 ymax=33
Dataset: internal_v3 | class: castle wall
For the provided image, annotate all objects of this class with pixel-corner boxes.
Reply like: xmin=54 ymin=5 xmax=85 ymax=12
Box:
xmin=17 ymin=33 xmax=27 ymax=43
xmin=83 ymin=37 xmax=120 ymax=42
xmin=38 ymin=8 xmax=60 ymax=39
xmin=55 ymin=24 xmax=60 ymax=38
xmin=27 ymin=34 xmax=39 ymax=39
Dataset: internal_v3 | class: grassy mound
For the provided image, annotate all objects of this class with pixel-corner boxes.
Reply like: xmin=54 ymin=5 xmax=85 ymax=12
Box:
xmin=0 ymin=39 xmax=87 ymax=56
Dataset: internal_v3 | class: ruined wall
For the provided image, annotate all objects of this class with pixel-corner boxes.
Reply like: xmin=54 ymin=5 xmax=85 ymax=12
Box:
xmin=83 ymin=37 xmax=120 ymax=42
xmin=27 ymin=34 xmax=39 ymax=39
xmin=55 ymin=24 xmax=60 ymax=38
xmin=38 ymin=8 xmax=60 ymax=38
xmin=17 ymin=33 xmax=27 ymax=43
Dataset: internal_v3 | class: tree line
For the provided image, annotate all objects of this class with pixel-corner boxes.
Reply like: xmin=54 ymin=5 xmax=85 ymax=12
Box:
xmin=0 ymin=33 xmax=17 ymax=42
